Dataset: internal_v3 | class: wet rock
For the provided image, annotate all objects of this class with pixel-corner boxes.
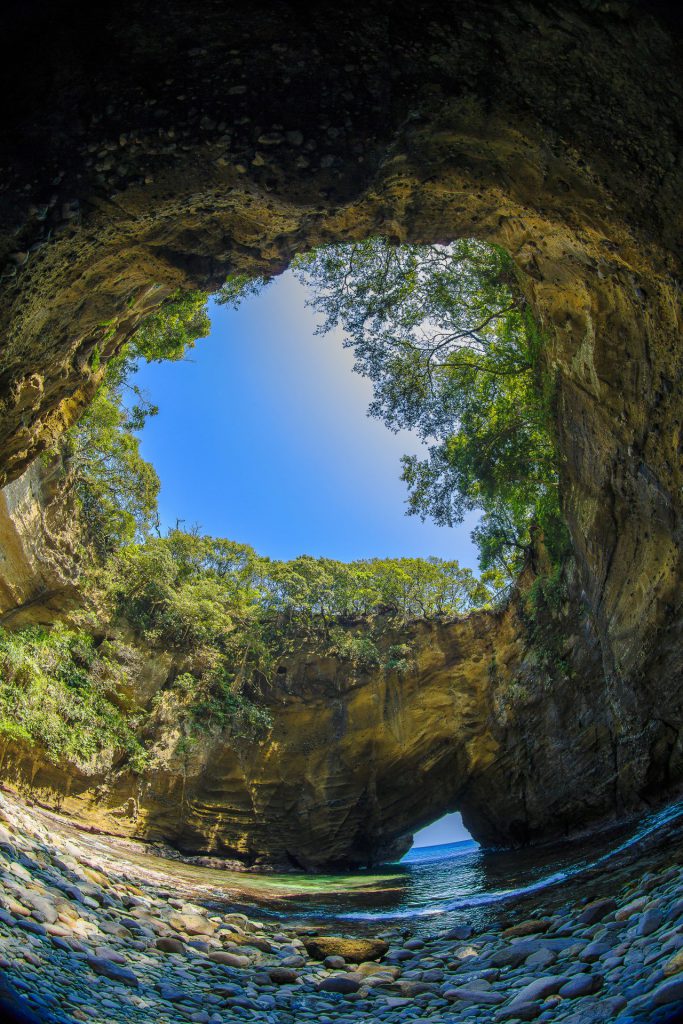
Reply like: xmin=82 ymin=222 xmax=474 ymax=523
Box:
xmin=279 ymin=954 xmax=305 ymax=967
xmin=490 ymin=938 xmax=574 ymax=969
xmin=86 ymin=956 xmax=138 ymax=988
xmin=318 ymin=974 xmax=360 ymax=994
xmin=559 ymin=973 xmax=604 ymax=997
xmin=232 ymin=932 xmax=272 ymax=952
xmin=395 ymin=979 xmax=435 ymax=996
xmin=508 ymin=975 xmax=570 ymax=1007
xmin=268 ymin=967 xmax=299 ymax=985
xmin=93 ymin=946 xmax=127 ymax=964
xmin=503 ymin=919 xmax=552 ymax=938
xmin=445 ymin=985 xmax=505 ymax=1004
xmin=652 ymin=975 xmax=683 ymax=1006
xmin=323 ymin=954 xmax=346 ymax=969
xmin=208 ymin=950 xmax=249 ymax=967
xmin=303 ymin=935 xmax=388 ymax=963
xmin=577 ymin=899 xmax=617 ymax=925
xmin=496 ymin=1001 xmax=542 ymax=1021
xmin=21 ymin=892 xmax=58 ymax=924
xmin=663 ymin=948 xmax=683 ymax=976
xmin=525 ymin=948 xmax=557 ymax=969
xmin=580 ymin=941 xmax=612 ymax=962
xmin=168 ymin=911 xmax=216 ymax=936
xmin=637 ymin=908 xmax=664 ymax=936
xmin=615 ymin=897 xmax=647 ymax=921
xmin=156 ymin=936 xmax=186 ymax=954
xmin=17 ymin=919 xmax=47 ymax=937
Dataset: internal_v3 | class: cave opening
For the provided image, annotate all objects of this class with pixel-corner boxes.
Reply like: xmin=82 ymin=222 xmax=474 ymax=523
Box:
xmin=408 ymin=812 xmax=475 ymax=853
xmin=0 ymin=233 xmax=548 ymax=858
xmin=126 ymin=265 xmax=479 ymax=564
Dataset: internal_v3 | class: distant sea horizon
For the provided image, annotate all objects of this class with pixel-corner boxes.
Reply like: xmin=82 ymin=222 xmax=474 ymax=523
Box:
xmin=402 ymin=837 xmax=479 ymax=863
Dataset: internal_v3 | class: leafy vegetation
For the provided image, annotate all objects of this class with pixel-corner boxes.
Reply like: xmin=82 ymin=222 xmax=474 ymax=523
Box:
xmin=0 ymin=625 xmax=148 ymax=771
xmin=291 ymin=237 xmax=569 ymax=580
xmin=6 ymin=241 xmax=574 ymax=773
xmin=521 ymin=564 xmax=571 ymax=675
xmin=64 ymin=290 xmax=211 ymax=557
xmin=99 ymin=531 xmax=494 ymax=646
xmin=183 ymin=670 xmax=274 ymax=740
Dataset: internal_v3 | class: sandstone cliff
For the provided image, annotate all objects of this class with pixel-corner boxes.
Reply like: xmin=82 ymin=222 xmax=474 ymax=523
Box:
xmin=0 ymin=1 xmax=680 ymax=745
xmin=0 ymin=460 xmax=679 ymax=869
xmin=0 ymin=456 xmax=82 ymax=628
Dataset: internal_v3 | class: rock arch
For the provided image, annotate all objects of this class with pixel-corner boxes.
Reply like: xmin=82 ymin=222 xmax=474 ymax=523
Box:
xmin=0 ymin=1 xmax=681 ymax=863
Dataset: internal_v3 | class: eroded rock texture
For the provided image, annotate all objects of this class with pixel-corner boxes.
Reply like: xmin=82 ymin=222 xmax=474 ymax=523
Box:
xmin=0 ymin=1 xmax=681 ymax=864
xmin=0 ymin=456 xmax=82 ymax=627
xmin=0 ymin=462 xmax=677 ymax=868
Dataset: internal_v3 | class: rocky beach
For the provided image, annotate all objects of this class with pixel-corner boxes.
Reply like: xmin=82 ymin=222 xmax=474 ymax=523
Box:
xmin=0 ymin=790 xmax=682 ymax=1024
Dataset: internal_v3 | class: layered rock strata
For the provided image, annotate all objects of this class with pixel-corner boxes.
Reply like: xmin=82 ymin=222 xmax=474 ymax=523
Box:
xmin=0 ymin=462 xmax=680 ymax=868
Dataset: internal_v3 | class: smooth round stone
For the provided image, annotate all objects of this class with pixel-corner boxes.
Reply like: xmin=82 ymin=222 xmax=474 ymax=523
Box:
xmin=637 ymin=909 xmax=664 ymax=937
xmin=559 ymin=973 xmax=604 ymax=998
xmin=324 ymin=955 xmax=347 ymax=970
xmin=318 ymin=976 xmax=361 ymax=995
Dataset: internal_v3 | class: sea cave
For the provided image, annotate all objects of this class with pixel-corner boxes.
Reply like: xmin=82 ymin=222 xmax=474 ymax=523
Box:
xmin=0 ymin=1 xmax=681 ymax=1022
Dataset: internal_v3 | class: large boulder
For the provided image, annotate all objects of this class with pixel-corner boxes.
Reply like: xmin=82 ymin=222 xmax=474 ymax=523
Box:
xmin=303 ymin=936 xmax=389 ymax=964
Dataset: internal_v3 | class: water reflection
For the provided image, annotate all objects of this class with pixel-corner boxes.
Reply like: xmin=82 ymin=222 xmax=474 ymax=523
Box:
xmin=203 ymin=800 xmax=683 ymax=930
xmin=67 ymin=799 xmax=683 ymax=936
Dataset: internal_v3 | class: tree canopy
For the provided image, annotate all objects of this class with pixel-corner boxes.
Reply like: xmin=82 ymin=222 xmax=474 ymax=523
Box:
xmin=64 ymin=238 xmax=570 ymax=582
xmin=64 ymin=291 xmax=211 ymax=556
xmin=292 ymin=238 xmax=568 ymax=578
xmin=102 ymin=529 xmax=494 ymax=648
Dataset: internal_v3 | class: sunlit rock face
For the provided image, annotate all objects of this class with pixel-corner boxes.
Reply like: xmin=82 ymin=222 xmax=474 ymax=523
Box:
xmin=0 ymin=464 xmax=677 ymax=869
xmin=0 ymin=456 xmax=82 ymax=628
xmin=0 ymin=2 xmax=681 ymax=865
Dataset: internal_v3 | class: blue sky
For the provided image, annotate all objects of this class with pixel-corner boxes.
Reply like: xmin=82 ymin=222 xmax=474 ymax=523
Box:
xmin=133 ymin=272 xmax=480 ymax=566
xmin=412 ymin=812 xmax=472 ymax=847
xmin=133 ymin=270 xmax=477 ymax=847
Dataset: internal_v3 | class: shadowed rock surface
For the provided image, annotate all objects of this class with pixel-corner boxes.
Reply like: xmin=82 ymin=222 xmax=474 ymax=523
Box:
xmin=0 ymin=1 xmax=681 ymax=867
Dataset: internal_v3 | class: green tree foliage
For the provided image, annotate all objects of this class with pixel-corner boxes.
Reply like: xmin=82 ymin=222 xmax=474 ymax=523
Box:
xmin=0 ymin=625 xmax=148 ymax=770
xmin=103 ymin=533 xmax=492 ymax=636
xmin=89 ymin=529 xmax=493 ymax=748
xmin=63 ymin=388 xmax=161 ymax=558
xmin=215 ymin=273 xmax=272 ymax=309
xmin=66 ymin=291 xmax=211 ymax=556
xmin=292 ymin=238 xmax=569 ymax=578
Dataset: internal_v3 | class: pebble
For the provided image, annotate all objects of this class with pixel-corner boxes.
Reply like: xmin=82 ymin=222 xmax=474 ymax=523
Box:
xmin=559 ymin=973 xmax=603 ymax=997
xmin=318 ymin=975 xmax=360 ymax=994
xmin=86 ymin=956 xmax=139 ymax=988
xmin=508 ymin=974 xmax=570 ymax=1007
xmin=0 ymin=790 xmax=679 ymax=1024
xmin=577 ymin=898 xmax=617 ymax=925
xmin=637 ymin=908 xmax=664 ymax=936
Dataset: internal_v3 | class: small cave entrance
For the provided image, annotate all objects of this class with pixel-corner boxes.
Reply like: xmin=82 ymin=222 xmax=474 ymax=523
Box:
xmin=406 ymin=812 xmax=476 ymax=857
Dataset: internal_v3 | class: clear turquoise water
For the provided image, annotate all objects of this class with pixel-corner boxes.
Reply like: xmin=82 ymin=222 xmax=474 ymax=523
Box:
xmin=200 ymin=800 xmax=683 ymax=932
xmin=75 ymin=800 xmax=682 ymax=934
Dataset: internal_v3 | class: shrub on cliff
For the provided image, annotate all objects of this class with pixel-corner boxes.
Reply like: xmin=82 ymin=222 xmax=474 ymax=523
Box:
xmin=0 ymin=625 xmax=148 ymax=772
